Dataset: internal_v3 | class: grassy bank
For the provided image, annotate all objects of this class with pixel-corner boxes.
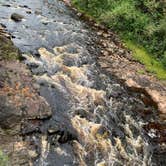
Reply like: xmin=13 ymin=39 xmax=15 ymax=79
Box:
xmin=124 ymin=40 xmax=166 ymax=79
xmin=71 ymin=0 xmax=166 ymax=79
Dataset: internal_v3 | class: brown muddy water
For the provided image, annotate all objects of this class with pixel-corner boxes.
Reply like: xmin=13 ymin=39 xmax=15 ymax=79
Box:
xmin=0 ymin=0 xmax=165 ymax=165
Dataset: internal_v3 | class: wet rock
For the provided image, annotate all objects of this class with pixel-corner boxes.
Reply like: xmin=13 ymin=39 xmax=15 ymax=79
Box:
xmin=28 ymin=150 xmax=38 ymax=158
xmin=151 ymin=145 xmax=166 ymax=165
xmin=125 ymin=78 xmax=143 ymax=92
xmin=107 ymin=84 xmax=123 ymax=98
xmin=75 ymin=108 xmax=93 ymax=119
xmin=0 ymin=95 xmax=22 ymax=131
xmin=11 ymin=13 xmax=24 ymax=22
xmin=58 ymin=130 xmax=77 ymax=144
xmin=134 ymin=108 xmax=153 ymax=117
xmin=125 ymin=78 xmax=166 ymax=117
xmin=25 ymin=98 xmax=52 ymax=120
xmin=48 ymin=125 xmax=59 ymax=134
xmin=19 ymin=5 xmax=30 ymax=9
xmin=21 ymin=120 xmax=41 ymax=135
xmin=146 ymin=89 xmax=166 ymax=115
xmin=11 ymin=35 xmax=16 ymax=39
xmin=49 ymin=129 xmax=77 ymax=145
xmin=144 ymin=122 xmax=166 ymax=143
xmin=97 ymin=161 xmax=106 ymax=166
xmin=0 ymin=23 xmax=6 ymax=28
xmin=42 ymin=22 xmax=48 ymax=25
xmin=26 ymin=11 xmax=32 ymax=14
xmin=35 ymin=10 xmax=42 ymax=15
xmin=141 ymin=94 xmax=154 ymax=106
xmin=2 ymin=4 xmax=11 ymax=7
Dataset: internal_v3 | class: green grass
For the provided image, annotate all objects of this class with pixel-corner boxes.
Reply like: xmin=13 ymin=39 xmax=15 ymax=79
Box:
xmin=124 ymin=40 xmax=166 ymax=80
xmin=137 ymin=69 xmax=145 ymax=75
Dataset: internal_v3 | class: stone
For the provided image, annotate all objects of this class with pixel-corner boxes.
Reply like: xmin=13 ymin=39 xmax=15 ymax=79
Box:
xmin=35 ymin=10 xmax=42 ymax=15
xmin=2 ymin=4 xmax=11 ymax=7
xmin=26 ymin=11 xmax=32 ymax=14
xmin=11 ymin=13 xmax=24 ymax=22
xmin=28 ymin=150 xmax=38 ymax=158
xmin=58 ymin=130 xmax=77 ymax=144
xmin=21 ymin=120 xmax=41 ymax=135
xmin=48 ymin=125 xmax=59 ymax=134
xmin=146 ymin=89 xmax=166 ymax=115
xmin=125 ymin=78 xmax=142 ymax=92
xmin=42 ymin=22 xmax=48 ymax=25
xmin=143 ymin=122 xmax=166 ymax=143
xmin=0 ymin=95 xmax=22 ymax=131
xmin=97 ymin=161 xmax=106 ymax=166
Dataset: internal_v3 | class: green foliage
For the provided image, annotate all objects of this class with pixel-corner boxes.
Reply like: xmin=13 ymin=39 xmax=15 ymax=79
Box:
xmin=72 ymin=0 xmax=166 ymax=71
xmin=0 ymin=150 xmax=8 ymax=166
xmin=72 ymin=0 xmax=110 ymax=17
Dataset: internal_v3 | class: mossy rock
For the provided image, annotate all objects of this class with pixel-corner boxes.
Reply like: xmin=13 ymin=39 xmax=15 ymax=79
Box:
xmin=0 ymin=35 xmax=21 ymax=60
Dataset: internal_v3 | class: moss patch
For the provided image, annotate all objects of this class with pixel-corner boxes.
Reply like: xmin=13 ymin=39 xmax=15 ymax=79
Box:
xmin=0 ymin=35 xmax=20 ymax=60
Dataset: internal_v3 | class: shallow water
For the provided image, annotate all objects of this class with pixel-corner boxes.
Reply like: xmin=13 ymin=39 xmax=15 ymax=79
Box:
xmin=0 ymin=0 xmax=165 ymax=165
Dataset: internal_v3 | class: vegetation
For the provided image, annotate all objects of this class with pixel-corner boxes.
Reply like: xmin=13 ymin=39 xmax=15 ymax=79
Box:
xmin=125 ymin=40 xmax=166 ymax=79
xmin=72 ymin=0 xmax=166 ymax=79
xmin=0 ymin=150 xmax=8 ymax=166
xmin=0 ymin=35 xmax=20 ymax=60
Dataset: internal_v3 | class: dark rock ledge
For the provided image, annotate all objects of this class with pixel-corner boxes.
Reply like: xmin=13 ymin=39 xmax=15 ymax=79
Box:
xmin=0 ymin=25 xmax=52 ymax=165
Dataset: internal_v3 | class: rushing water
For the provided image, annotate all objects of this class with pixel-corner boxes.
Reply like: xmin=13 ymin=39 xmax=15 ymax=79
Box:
xmin=0 ymin=0 xmax=165 ymax=165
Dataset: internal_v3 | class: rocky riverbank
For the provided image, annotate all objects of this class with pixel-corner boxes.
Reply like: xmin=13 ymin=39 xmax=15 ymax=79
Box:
xmin=0 ymin=26 xmax=52 ymax=165
xmin=63 ymin=0 xmax=166 ymax=121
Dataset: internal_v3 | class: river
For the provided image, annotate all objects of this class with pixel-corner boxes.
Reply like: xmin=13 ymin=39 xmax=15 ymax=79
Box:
xmin=0 ymin=0 xmax=164 ymax=165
